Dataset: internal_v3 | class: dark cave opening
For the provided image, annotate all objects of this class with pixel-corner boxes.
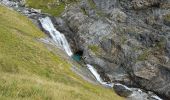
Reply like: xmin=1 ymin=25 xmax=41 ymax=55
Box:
xmin=72 ymin=50 xmax=84 ymax=62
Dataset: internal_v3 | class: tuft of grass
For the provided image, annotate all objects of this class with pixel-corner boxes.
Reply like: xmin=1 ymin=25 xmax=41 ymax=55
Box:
xmin=137 ymin=50 xmax=150 ymax=61
xmin=120 ymin=35 xmax=127 ymax=44
xmin=26 ymin=0 xmax=78 ymax=16
xmin=80 ymin=8 xmax=87 ymax=15
xmin=164 ymin=14 xmax=170 ymax=22
xmin=0 ymin=5 xmax=123 ymax=100
xmin=88 ymin=0 xmax=96 ymax=9
xmin=88 ymin=45 xmax=101 ymax=55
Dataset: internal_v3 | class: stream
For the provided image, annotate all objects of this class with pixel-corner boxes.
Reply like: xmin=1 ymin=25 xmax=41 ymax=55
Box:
xmin=0 ymin=0 xmax=163 ymax=100
xmin=38 ymin=16 xmax=162 ymax=100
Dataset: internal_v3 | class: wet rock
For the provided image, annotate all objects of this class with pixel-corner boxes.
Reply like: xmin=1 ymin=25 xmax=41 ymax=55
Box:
xmin=132 ymin=62 xmax=170 ymax=99
xmin=113 ymin=83 xmax=133 ymax=97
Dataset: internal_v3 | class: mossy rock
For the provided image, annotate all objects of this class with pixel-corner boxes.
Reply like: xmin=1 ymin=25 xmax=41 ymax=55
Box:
xmin=87 ymin=0 xmax=96 ymax=9
xmin=163 ymin=14 xmax=170 ymax=26
xmin=137 ymin=50 xmax=150 ymax=61
xmin=88 ymin=45 xmax=102 ymax=55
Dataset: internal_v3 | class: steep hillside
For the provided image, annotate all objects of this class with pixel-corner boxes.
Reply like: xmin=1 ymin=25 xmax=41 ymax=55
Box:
xmin=0 ymin=5 xmax=123 ymax=100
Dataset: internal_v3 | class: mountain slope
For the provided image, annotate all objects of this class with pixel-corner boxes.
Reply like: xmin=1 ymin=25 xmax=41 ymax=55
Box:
xmin=0 ymin=5 xmax=123 ymax=100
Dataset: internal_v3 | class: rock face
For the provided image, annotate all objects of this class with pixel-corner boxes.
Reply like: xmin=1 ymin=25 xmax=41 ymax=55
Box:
xmin=55 ymin=0 xmax=170 ymax=99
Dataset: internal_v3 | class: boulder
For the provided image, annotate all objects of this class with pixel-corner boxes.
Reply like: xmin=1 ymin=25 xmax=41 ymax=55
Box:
xmin=132 ymin=61 xmax=159 ymax=80
xmin=132 ymin=61 xmax=170 ymax=99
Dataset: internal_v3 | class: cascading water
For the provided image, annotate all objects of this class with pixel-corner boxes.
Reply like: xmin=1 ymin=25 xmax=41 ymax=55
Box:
xmin=39 ymin=17 xmax=73 ymax=56
xmin=38 ymin=16 xmax=163 ymax=100
xmin=87 ymin=64 xmax=113 ymax=87
xmin=87 ymin=64 xmax=163 ymax=100
xmin=39 ymin=17 xmax=113 ymax=87
xmin=38 ymin=16 xmax=162 ymax=100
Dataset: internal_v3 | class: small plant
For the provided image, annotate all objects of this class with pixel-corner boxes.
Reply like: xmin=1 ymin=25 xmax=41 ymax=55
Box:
xmin=164 ymin=14 xmax=170 ymax=21
xmin=88 ymin=45 xmax=101 ymax=55
xmin=121 ymin=35 xmax=127 ymax=44
xmin=137 ymin=49 xmax=150 ymax=61
xmin=80 ymin=8 xmax=87 ymax=15
xmin=88 ymin=0 xmax=96 ymax=9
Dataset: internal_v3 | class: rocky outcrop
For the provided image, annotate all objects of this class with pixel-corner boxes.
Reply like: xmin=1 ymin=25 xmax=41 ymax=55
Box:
xmin=132 ymin=62 xmax=170 ymax=99
xmin=56 ymin=0 xmax=170 ymax=99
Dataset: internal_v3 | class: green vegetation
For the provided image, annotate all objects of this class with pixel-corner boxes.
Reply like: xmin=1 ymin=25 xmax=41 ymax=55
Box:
xmin=0 ymin=5 xmax=123 ymax=100
xmin=88 ymin=45 xmax=101 ymax=55
xmin=120 ymin=35 xmax=127 ymax=44
xmin=87 ymin=0 xmax=105 ymax=17
xmin=157 ymin=37 xmax=166 ymax=49
xmin=88 ymin=0 xmax=96 ymax=9
xmin=80 ymin=8 xmax=87 ymax=15
xmin=164 ymin=13 xmax=170 ymax=22
xmin=26 ymin=0 xmax=78 ymax=16
xmin=137 ymin=49 xmax=150 ymax=61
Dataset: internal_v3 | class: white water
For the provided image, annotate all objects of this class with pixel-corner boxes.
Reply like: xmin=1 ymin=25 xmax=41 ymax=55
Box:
xmin=87 ymin=64 xmax=113 ymax=87
xmin=39 ymin=17 xmax=73 ymax=56
xmin=35 ymin=16 xmax=162 ymax=100
xmin=86 ymin=64 xmax=162 ymax=100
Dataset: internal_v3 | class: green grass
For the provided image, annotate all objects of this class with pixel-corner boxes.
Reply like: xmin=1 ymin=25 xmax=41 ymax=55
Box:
xmin=87 ymin=0 xmax=96 ymax=9
xmin=164 ymin=14 xmax=170 ymax=22
xmin=0 ymin=5 xmax=123 ymax=100
xmin=88 ymin=45 xmax=101 ymax=55
xmin=26 ymin=0 xmax=78 ymax=16
xmin=137 ymin=49 xmax=150 ymax=61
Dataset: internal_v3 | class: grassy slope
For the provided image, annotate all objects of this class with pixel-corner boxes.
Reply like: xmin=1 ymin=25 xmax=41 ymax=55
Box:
xmin=26 ymin=0 xmax=77 ymax=16
xmin=0 ymin=5 xmax=123 ymax=100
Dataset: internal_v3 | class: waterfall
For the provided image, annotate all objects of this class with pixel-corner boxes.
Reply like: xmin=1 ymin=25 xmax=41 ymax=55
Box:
xmin=86 ymin=64 xmax=163 ymax=99
xmin=39 ymin=17 xmax=73 ymax=56
xmin=87 ymin=64 xmax=113 ymax=87
xmin=39 ymin=17 xmax=162 ymax=100
xmin=38 ymin=16 xmax=163 ymax=100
